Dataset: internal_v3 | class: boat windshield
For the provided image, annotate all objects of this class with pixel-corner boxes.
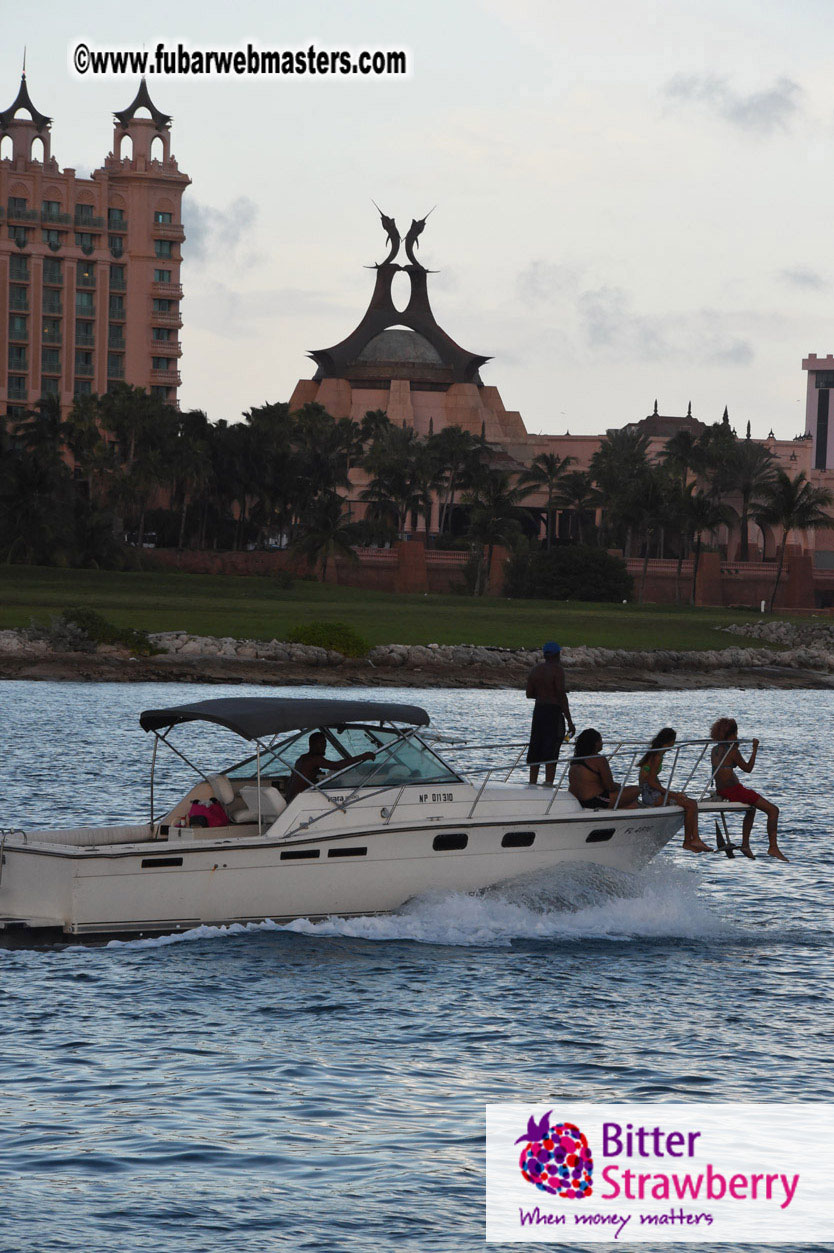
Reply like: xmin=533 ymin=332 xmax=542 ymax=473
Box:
xmin=227 ymin=725 xmax=459 ymax=788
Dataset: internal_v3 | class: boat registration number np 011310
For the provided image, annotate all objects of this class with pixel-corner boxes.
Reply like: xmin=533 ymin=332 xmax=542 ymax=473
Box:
xmin=418 ymin=792 xmax=455 ymax=803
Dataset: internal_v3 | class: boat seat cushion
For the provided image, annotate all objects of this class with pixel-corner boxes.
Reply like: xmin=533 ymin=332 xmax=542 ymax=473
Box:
xmin=233 ymin=785 xmax=287 ymax=824
xmin=207 ymin=773 xmax=236 ymax=806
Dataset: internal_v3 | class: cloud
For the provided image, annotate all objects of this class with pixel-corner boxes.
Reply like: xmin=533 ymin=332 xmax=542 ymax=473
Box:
xmin=578 ymin=285 xmax=755 ymax=365
xmin=780 ymin=266 xmax=827 ymax=290
xmin=516 ymin=260 xmax=585 ymax=306
xmin=515 ymin=266 xmax=756 ymax=367
xmin=181 ymin=195 xmax=258 ymax=263
xmin=184 ymin=280 xmax=353 ymax=337
xmin=662 ymin=74 xmax=801 ymax=136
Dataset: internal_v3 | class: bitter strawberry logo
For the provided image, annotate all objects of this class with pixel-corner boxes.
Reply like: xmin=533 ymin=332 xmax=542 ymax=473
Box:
xmin=516 ymin=1111 xmax=593 ymax=1199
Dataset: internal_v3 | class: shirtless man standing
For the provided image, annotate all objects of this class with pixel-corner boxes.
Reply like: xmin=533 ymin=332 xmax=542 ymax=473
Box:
xmin=526 ymin=642 xmax=576 ymax=784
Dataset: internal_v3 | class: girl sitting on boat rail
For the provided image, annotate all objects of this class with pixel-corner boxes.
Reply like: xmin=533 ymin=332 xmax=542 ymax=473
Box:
xmin=638 ymin=728 xmax=711 ymax=853
xmin=568 ymin=729 xmax=640 ymax=810
xmin=710 ymin=718 xmax=787 ymax=861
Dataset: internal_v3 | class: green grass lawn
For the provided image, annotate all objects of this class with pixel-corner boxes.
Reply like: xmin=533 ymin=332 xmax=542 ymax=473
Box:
xmin=0 ymin=563 xmax=796 ymax=651
xmin=0 ymin=565 xmax=796 ymax=652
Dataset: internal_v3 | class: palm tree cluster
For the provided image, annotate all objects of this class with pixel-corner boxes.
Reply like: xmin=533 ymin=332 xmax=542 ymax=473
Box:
xmin=588 ymin=420 xmax=833 ymax=605
xmin=0 ymin=389 xmax=514 ymax=583
xmin=2 ymin=390 xmax=830 ymax=607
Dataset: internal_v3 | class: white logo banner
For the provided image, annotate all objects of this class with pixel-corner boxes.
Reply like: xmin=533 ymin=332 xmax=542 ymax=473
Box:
xmin=486 ymin=1103 xmax=833 ymax=1243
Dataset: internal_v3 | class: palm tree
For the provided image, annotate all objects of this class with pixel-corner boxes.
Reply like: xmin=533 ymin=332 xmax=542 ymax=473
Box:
xmin=633 ymin=465 xmax=670 ymax=603
xmin=555 ymin=470 xmax=599 ymax=543
xmin=754 ymin=470 xmax=834 ymax=610
xmin=662 ymin=477 xmax=693 ymax=604
xmin=410 ymin=440 xmax=446 ymax=535
xmin=361 ymin=425 xmax=422 ymax=537
xmin=660 ymin=429 xmax=703 ymax=486
xmin=427 ymin=425 xmax=485 ymax=534
xmin=518 ymin=452 xmax=575 ymax=548
xmin=2 ymin=399 xmax=76 ymax=564
xmin=727 ymin=439 xmax=778 ymax=561
xmin=696 ymin=421 xmax=739 ymax=501
xmin=684 ymin=486 xmax=736 ymax=606
xmin=64 ymin=394 xmax=111 ymax=504
xmin=359 ymin=408 xmax=391 ymax=449
xmin=589 ymin=428 xmax=651 ymax=554
xmin=171 ymin=410 xmax=212 ymax=549
xmin=291 ymin=492 xmax=357 ymax=582
xmin=464 ymin=468 xmax=526 ymax=595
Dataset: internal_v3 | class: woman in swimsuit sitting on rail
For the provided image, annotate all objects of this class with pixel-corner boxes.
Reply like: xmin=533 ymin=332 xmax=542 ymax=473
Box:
xmin=710 ymin=718 xmax=787 ymax=861
xmin=638 ymin=727 xmax=710 ymax=852
xmin=568 ymin=728 xmax=639 ymax=810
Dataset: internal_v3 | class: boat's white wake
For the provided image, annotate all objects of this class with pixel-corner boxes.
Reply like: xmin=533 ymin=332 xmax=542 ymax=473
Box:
xmin=283 ymin=864 xmax=737 ymax=947
xmin=105 ymin=863 xmax=740 ymax=950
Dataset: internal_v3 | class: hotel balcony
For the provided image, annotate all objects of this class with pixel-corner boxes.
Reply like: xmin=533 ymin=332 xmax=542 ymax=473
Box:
xmin=152 ymin=311 xmax=183 ymax=329
xmin=75 ymin=360 xmax=95 ymax=377
xmin=149 ymin=337 xmax=182 ymax=357
xmin=43 ymin=329 xmax=62 ymax=345
xmin=153 ymin=222 xmax=185 ymax=241
xmin=7 ymin=206 xmax=38 ymax=223
xmin=150 ymin=367 xmax=182 ymax=385
xmin=108 ymin=333 xmax=126 ymax=350
xmin=151 ymin=281 xmax=183 ymax=299
xmin=74 ymin=214 xmax=105 ymax=230
xmin=76 ymin=333 xmax=96 ymax=347
xmin=107 ymin=217 xmax=128 ymax=233
xmin=41 ymin=209 xmax=72 ymax=226
xmin=8 ymin=327 xmax=28 ymax=343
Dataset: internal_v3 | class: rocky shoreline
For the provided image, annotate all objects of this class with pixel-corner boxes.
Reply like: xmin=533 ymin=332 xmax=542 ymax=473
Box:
xmin=1 ymin=623 xmax=833 ymax=690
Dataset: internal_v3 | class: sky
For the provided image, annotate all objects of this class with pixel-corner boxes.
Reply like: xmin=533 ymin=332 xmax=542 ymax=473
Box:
xmin=3 ymin=0 xmax=833 ymax=439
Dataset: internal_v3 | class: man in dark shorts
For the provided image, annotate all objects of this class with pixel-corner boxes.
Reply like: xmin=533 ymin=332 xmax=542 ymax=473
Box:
xmin=526 ymin=642 xmax=576 ymax=784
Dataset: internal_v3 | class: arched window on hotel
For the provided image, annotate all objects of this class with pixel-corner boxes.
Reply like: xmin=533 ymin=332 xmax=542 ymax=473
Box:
xmin=0 ymin=134 xmax=12 ymax=161
xmin=118 ymin=133 xmax=133 ymax=161
xmin=30 ymin=136 xmax=45 ymax=162
xmin=150 ymin=135 xmax=165 ymax=162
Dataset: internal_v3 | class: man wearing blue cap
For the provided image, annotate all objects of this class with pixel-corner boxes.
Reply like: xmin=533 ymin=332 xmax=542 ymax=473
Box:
xmin=526 ymin=642 xmax=575 ymax=784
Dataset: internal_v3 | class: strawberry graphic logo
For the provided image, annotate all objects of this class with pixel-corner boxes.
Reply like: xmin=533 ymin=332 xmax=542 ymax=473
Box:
xmin=516 ymin=1112 xmax=593 ymax=1199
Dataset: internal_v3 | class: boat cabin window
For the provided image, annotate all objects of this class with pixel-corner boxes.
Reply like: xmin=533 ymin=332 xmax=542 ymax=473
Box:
xmin=226 ymin=725 xmax=459 ymax=789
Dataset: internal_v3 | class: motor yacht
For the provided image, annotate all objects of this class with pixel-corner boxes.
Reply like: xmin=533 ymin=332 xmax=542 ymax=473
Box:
xmin=0 ymin=697 xmax=740 ymax=939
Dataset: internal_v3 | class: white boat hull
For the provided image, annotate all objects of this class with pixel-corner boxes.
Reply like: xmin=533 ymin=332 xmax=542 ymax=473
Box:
xmin=0 ymin=799 xmax=684 ymax=937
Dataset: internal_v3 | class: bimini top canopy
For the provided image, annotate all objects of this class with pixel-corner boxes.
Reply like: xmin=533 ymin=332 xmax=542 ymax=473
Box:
xmin=139 ymin=696 xmax=430 ymax=740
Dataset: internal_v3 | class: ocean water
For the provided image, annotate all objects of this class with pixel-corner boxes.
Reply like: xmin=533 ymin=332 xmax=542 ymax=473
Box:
xmin=0 ymin=680 xmax=831 ymax=1253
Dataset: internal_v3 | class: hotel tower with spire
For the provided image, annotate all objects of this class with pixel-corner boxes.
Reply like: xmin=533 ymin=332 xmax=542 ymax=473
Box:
xmin=0 ymin=73 xmax=189 ymax=419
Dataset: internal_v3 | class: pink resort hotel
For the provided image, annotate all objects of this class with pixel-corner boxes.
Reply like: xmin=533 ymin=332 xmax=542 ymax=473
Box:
xmin=2 ymin=73 xmax=834 ymax=607
xmin=0 ymin=74 xmax=187 ymax=418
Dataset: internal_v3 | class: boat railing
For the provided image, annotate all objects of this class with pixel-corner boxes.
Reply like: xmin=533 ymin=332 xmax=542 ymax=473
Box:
xmin=281 ymin=738 xmax=746 ymax=839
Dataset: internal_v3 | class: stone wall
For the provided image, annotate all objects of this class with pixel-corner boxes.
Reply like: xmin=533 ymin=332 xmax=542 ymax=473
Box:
xmin=142 ymin=541 xmax=484 ymax=595
xmin=141 ymin=545 xmax=831 ymax=609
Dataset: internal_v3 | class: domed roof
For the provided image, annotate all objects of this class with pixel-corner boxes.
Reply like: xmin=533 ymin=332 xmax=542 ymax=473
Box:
xmin=309 ymin=210 xmax=490 ymax=387
xmin=357 ymin=329 xmax=444 ymax=365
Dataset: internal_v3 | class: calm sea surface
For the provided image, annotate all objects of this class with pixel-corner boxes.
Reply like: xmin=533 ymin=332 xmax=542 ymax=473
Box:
xmin=1 ymin=680 xmax=831 ymax=1253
